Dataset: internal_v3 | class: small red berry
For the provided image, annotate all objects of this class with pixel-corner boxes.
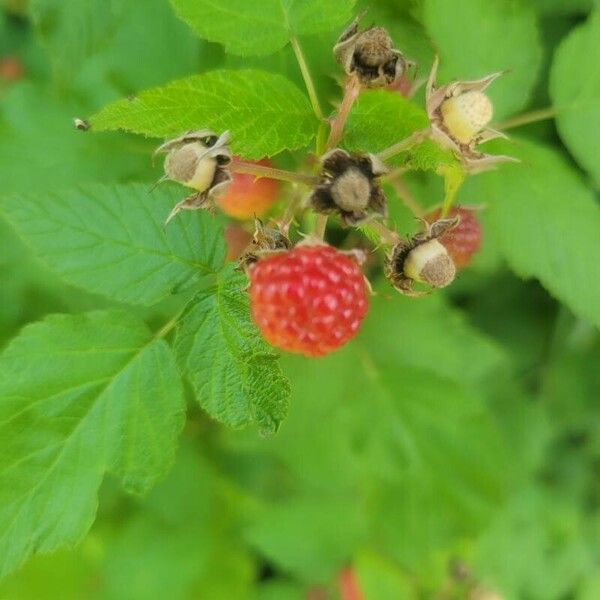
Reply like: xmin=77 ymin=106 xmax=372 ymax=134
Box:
xmin=249 ymin=245 xmax=369 ymax=357
xmin=223 ymin=223 xmax=252 ymax=262
xmin=0 ymin=56 xmax=24 ymax=83
xmin=426 ymin=206 xmax=482 ymax=268
xmin=338 ymin=567 xmax=365 ymax=600
xmin=217 ymin=157 xmax=280 ymax=219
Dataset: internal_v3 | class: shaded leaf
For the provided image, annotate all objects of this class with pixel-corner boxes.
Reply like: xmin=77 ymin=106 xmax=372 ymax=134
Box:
xmin=550 ymin=10 xmax=600 ymax=186
xmin=422 ymin=0 xmax=543 ymax=118
xmin=460 ymin=138 xmax=600 ymax=328
xmin=0 ymin=311 xmax=185 ymax=577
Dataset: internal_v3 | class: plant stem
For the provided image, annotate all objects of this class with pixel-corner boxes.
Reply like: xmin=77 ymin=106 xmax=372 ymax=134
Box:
xmin=229 ymin=159 xmax=318 ymax=187
xmin=389 ymin=178 xmax=425 ymax=218
xmin=495 ymin=106 xmax=557 ymax=131
xmin=377 ymin=128 xmax=430 ymax=161
xmin=314 ymin=214 xmax=328 ymax=240
xmin=154 ymin=307 xmax=186 ymax=340
xmin=368 ymin=220 xmax=400 ymax=245
xmin=326 ymin=75 xmax=361 ymax=150
xmin=290 ymin=36 xmax=324 ymax=121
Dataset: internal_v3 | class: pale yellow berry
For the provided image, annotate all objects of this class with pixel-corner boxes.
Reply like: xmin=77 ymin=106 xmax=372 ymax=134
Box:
xmin=403 ymin=239 xmax=456 ymax=288
xmin=440 ymin=91 xmax=493 ymax=145
xmin=165 ymin=142 xmax=217 ymax=192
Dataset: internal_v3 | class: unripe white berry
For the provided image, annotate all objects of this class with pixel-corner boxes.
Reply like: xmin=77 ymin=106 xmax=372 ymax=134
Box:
xmin=440 ymin=91 xmax=493 ymax=145
xmin=403 ymin=239 xmax=456 ymax=288
xmin=330 ymin=168 xmax=371 ymax=213
xmin=165 ymin=142 xmax=217 ymax=192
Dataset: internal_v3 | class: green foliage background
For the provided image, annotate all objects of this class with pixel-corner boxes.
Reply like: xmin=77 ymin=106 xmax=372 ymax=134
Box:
xmin=0 ymin=0 xmax=599 ymax=598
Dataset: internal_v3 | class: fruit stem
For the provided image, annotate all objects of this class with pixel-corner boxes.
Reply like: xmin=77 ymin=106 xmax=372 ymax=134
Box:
xmin=290 ymin=36 xmax=325 ymax=121
xmin=368 ymin=220 xmax=400 ymax=245
xmin=314 ymin=214 xmax=328 ymax=240
xmin=389 ymin=178 xmax=425 ymax=218
xmin=229 ymin=159 xmax=318 ymax=187
xmin=326 ymin=74 xmax=361 ymax=150
xmin=494 ymin=106 xmax=557 ymax=131
xmin=378 ymin=128 xmax=430 ymax=161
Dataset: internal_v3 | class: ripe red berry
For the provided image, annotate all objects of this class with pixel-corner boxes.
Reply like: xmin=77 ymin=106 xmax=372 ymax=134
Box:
xmin=426 ymin=206 xmax=482 ymax=268
xmin=249 ymin=245 xmax=369 ymax=357
xmin=338 ymin=567 xmax=365 ymax=600
xmin=217 ymin=157 xmax=280 ymax=219
xmin=0 ymin=56 xmax=24 ymax=83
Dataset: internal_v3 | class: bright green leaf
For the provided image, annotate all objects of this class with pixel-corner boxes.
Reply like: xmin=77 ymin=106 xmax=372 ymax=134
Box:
xmin=168 ymin=0 xmax=356 ymax=56
xmin=460 ymin=138 xmax=600 ymax=328
xmin=89 ymin=69 xmax=318 ymax=159
xmin=0 ymin=311 xmax=186 ymax=577
xmin=355 ymin=552 xmax=416 ymax=600
xmin=175 ymin=266 xmax=290 ymax=434
xmin=423 ymin=0 xmax=543 ymax=118
xmin=550 ymin=10 xmax=600 ymax=186
xmin=0 ymin=183 xmax=226 ymax=307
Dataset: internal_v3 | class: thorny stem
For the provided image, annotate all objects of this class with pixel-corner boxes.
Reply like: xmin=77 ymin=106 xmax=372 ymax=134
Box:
xmin=314 ymin=214 xmax=328 ymax=240
xmin=377 ymin=128 xmax=430 ymax=161
xmin=326 ymin=75 xmax=361 ymax=150
xmin=290 ymin=36 xmax=324 ymax=121
xmin=495 ymin=106 xmax=557 ymax=131
xmin=229 ymin=159 xmax=318 ymax=187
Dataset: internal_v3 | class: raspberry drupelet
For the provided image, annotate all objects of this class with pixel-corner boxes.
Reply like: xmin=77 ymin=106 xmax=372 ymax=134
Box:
xmin=248 ymin=245 xmax=369 ymax=357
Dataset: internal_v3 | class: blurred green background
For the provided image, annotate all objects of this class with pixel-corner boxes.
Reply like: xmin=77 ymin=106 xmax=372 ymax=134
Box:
xmin=0 ymin=0 xmax=598 ymax=599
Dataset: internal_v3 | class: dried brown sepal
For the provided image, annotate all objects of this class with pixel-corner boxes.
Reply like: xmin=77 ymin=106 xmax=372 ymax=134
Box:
xmin=239 ymin=218 xmax=292 ymax=272
xmin=426 ymin=57 xmax=518 ymax=173
xmin=154 ymin=130 xmax=232 ymax=224
xmin=308 ymin=149 xmax=388 ymax=226
xmin=385 ymin=217 xmax=458 ymax=296
xmin=334 ymin=14 xmax=414 ymax=88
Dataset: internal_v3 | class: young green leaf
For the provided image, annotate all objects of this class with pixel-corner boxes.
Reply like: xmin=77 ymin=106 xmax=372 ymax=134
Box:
xmin=422 ymin=0 xmax=543 ymax=118
xmin=461 ymin=138 xmax=600 ymax=328
xmin=90 ymin=70 xmax=318 ymax=159
xmin=550 ymin=10 xmax=600 ymax=186
xmin=0 ymin=183 xmax=226 ymax=307
xmin=175 ymin=266 xmax=290 ymax=435
xmin=168 ymin=0 xmax=356 ymax=56
xmin=0 ymin=311 xmax=186 ymax=577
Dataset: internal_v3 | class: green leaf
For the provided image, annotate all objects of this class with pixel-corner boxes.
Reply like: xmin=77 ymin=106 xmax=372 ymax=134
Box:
xmin=0 ymin=183 xmax=226 ymax=307
xmin=460 ymin=138 xmax=600 ymax=328
xmin=344 ymin=90 xmax=458 ymax=171
xmin=550 ymin=10 xmax=600 ymax=186
xmin=245 ymin=494 xmax=366 ymax=582
xmin=0 ymin=311 xmax=186 ymax=577
xmin=355 ymin=552 xmax=416 ymax=600
xmin=0 ymin=84 xmax=150 ymax=197
xmin=175 ymin=266 xmax=290 ymax=434
xmin=30 ymin=0 xmax=124 ymax=83
xmin=168 ymin=0 xmax=356 ymax=56
xmin=90 ymin=69 xmax=318 ymax=159
xmin=422 ymin=0 xmax=543 ymax=118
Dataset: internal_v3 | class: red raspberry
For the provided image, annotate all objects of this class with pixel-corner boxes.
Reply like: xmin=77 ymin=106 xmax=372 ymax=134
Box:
xmin=0 ymin=56 xmax=24 ymax=83
xmin=338 ymin=567 xmax=365 ymax=600
xmin=249 ymin=245 xmax=369 ymax=357
xmin=217 ymin=157 xmax=280 ymax=219
xmin=426 ymin=206 xmax=482 ymax=268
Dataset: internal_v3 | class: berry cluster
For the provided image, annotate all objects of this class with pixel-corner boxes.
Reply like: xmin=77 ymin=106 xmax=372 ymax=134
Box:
xmin=152 ymin=13 xmax=505 ymax=357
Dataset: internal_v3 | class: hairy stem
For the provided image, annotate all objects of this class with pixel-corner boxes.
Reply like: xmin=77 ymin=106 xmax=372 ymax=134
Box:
xmin=368 ymin=220 xmax=400 ymax=245
xmin=230 ymin=159 xmax=318 ymax=187
xmin=290 ymin=36 xmax=324 ymax=121
xmin=314 ymin=214 xmax=328 ymax=240
xmin=377 ymin=128 xmax=430 ymax=161
xmin=389 ymin=178 xmax=425 ymax=218
xmin=495 ymin=106 xmax=557 ymax=131
xmin=326 ymin=75 xmax=361 ymax=150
